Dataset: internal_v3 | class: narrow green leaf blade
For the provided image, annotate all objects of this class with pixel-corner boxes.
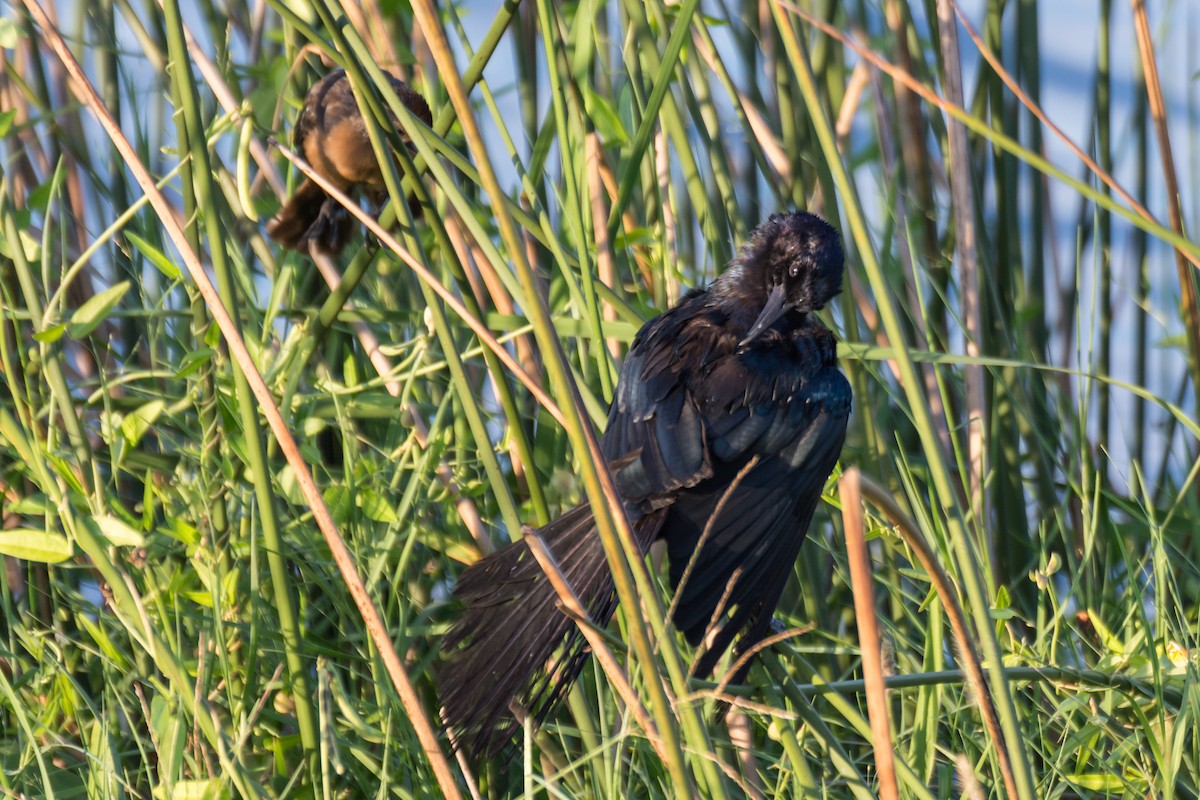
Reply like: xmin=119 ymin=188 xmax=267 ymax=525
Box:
xmin=69 ymin=280 xmax=131 ymax=338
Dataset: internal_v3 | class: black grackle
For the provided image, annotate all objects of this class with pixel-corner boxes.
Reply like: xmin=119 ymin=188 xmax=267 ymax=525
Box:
xmin=438 ymin=211 xmax=851 ymax=755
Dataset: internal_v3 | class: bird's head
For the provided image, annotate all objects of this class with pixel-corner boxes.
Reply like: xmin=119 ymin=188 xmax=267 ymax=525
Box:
xmin=736 ymin=211 xmax=844 ymax=347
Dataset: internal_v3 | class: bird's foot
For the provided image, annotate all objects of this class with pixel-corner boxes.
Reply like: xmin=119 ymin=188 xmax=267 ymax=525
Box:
xmin=301 ymin=199 xmax=351 ymax=254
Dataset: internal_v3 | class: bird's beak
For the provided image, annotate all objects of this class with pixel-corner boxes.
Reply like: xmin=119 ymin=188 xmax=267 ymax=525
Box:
xmin=739 ymin=283 xmax=790 ymax=348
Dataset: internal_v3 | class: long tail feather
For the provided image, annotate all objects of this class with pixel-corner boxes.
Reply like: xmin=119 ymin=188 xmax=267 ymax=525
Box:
xmin=438 ymin=503 xmax=660 ymax=755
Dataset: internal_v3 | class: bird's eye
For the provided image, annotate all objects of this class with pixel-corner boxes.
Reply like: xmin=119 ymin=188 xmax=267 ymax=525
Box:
xmin=788 ymin=264 xmax=801 ymax=278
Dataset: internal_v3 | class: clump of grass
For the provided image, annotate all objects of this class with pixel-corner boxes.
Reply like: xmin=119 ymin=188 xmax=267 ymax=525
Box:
xmin=1 ymin=0 xmax=1198 ymax=797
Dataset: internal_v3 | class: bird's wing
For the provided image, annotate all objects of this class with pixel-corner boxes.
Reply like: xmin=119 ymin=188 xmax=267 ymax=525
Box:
xmin=602 ymin=294 xmax=719 ymax=507
xmin=293 ymin=70 xmax=347 ymax=151
xmin=610 ymin=307 xmax=851 ymax=653
xmin=292 ymin=101 xmax=312 ymax=151
xmin=665 ymin=369 xmax=849 ymax=650
xmin=603 ymin=296 xmax=850 ymax=658
xmin=604 ymin=294 xmax=848 ymax=504
xmin=291 ymin=76 xmax=323 ymax=151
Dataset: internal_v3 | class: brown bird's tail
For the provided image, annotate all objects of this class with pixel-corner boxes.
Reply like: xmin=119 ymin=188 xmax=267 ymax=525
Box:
xmin=265 ymin=179 xmax=354 ymax=254
xmin=438 ymin=503 xmax=660 ymax=755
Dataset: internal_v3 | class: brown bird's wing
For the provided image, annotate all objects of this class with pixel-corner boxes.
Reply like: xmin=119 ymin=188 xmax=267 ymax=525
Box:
xmin=291 ymin=69 xmax=341 ymax=152
xmin=266 ymin=71 xmax=345 ymax=253
xmin=382 ymin=73 xmax=433 ymax=128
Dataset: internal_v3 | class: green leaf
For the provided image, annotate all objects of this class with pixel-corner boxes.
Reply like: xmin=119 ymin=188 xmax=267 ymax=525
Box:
xmin=184 ymin=591 xmax=213 ymax=608
xmin=582 ymin=86 xmax=630 ymax=146
xmin=120 ymin=400 xmax=165 ymax=448
xmin=276 ymin=464 xmax=306 ymax=505
xmin=358 ymin=488 xmax=398 ymax=524
xmin=0 ymin=109 xmax=13 ymax=139
xmin=126 ymin=231 xmax=182 ymax=281
xmin=45 ymin=453 xmax=87 ymax=495
xmin=77 ymin=612 xmax=131 ymax=670
xmin=0 ymin=529 xmax=72 ymax=563
xmin=28 ymin=175 xmax=62 ymax=213
xmin=0 ymin=227 xmax=41 ymax=262
xmin=93 ymin=514 xmax=145 ymax=547
xmin=613 ymin=226 xmax=658 ymax=249
xmin=150 ymin=695 xmax=188 ymax=792
xmin=175 ymin=348 xmax=215 ymax=379
xmin=68 ymin=280 xmax=131 ymax=339
xmin=414 ymin=532 xmax=480 ymax=565
xmin=324 ymin=485 xmax=353 ymax=523
xmin=203 ymin=321 xmax=222 ymax=347
xmin=0 ymin=410 xmax=35 ymax=465
xmin=32 ymin=322 xmax=67 ymax=343
xmin=154 ymin=778 xmax=227 ymax=800
xmin=1065 ymin=774 xmax=1125 ymax=791
xmin=159 ymin=518 xmax=200 ymax=548
xmin=7 ymin=493 xmax=51 ymax=516
xmin=0 ymin=17 xmax=17 ymax=49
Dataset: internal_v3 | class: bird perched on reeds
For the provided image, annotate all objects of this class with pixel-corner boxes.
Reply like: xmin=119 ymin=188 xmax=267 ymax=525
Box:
xmin=267 ymin=68 xmax=432 ymax=255
xmin=437 ymin=210 xmax=851 ymax=755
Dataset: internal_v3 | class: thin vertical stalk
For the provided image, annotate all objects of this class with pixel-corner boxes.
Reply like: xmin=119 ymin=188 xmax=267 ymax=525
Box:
xmin=1131 ymin=0 xmax=1200 ymax=399
xmin=681 ymin=52 xmax=741 ymax=242
xmin=2 ymin=200 xmax=99 ymax=500
xmin=1016 ymin=0 xmax=1047 ymax=357
xmin=1097 ymin=0 xmax=1113 ymax=455
xmin=983 ymin=0 xmax=1030 ymax=596
xmin=840 ymin=469 xmax=898 ymax=800
xmin=886 ymin=0 xmax=940 ymax=272
xmin=1133 ymin=66 xmax=1150 ymax=469
xmin=1014 ymin=0 xmax=1061 ymax=571
xmin=936 ymin=0 xmax=986 ymax=559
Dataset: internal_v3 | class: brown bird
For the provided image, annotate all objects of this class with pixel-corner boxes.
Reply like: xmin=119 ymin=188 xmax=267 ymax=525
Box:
xmin=267 ymin=68 xmax=432 ymax=255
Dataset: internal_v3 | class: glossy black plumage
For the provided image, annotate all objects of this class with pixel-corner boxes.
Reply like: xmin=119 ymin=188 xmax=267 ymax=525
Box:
xmin=438 ymin=211 xmax=851 ymax=755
